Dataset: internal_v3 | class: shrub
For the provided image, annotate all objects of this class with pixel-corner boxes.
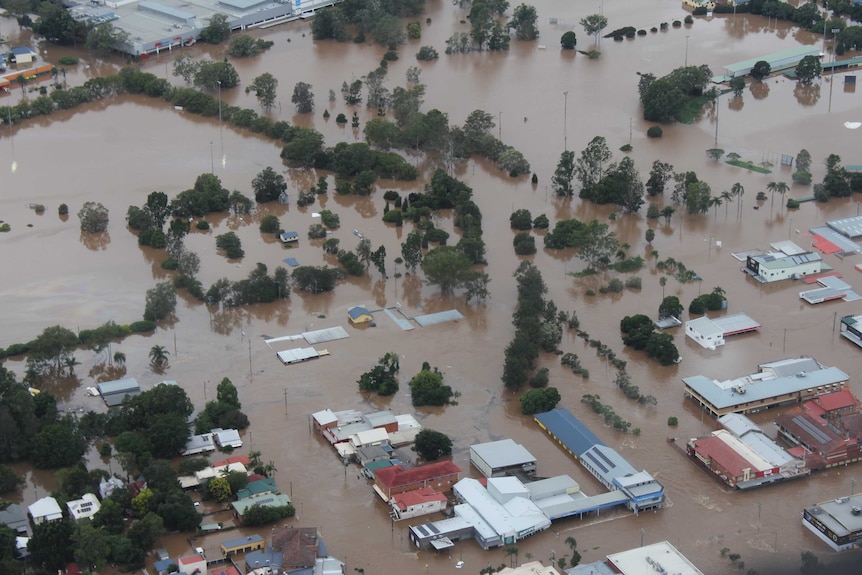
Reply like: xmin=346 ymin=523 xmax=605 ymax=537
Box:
xmin=58 ymin=203 xmax=68 ymax=216
xmin=625 ymin=277 xmax=642 ymax=289
xmin=692 ymin=6 xmax=707 ymax=15
xmin=130 ymin=320 xmax=157 ymax=333
xmin=382 ymin=210 xmax=404 ymax=226
xmin=607 ymin=278 xmax=624 ymax=293
xmin=59 ymin=56 xmax=79 ymax=65
xmin=667 ymin=416 xmax=678 ymax=426
xmin=416 ymin=46 xmax=439 ymax=60
xmin=620 ymin=144 xmax=632 ymax=152
xmin=637 ymin=29 xmax=647 ymax=36
xmin=513 ymin=233 xmax=536 ymax=255
xmin=216 ymin=232 xmax=244 ymax=259
xmin=161 ymin=258 xmax=179 ymax=270
xmin=647 ymin=126 xmax=663 ymax=138
xmin=196 ymin=220 xmax=210 ymax=230
xmin=4 ymin=343 xmax=31 ymax=356
xmin=510 ymin=209 xmax=533 ymax=230
xmin=383 ymin=50 xmax=399 ymax=61
xmin=756 ymin=191 xmax=768 ymax=201
xmin=260 ymin=214 xmax=280 ymax=234
xmin=672 ymin=20 xmax=682 ymax=27
xmin=660 ymin=22 xmax=668 ymax=30
xmin=407 ymin=21 xmax=421 ymax=39
xmin=308 ymin=223 xmax=327 ymax=239
xmin=786 ymin=198 xmax=800 ymax=209
xmin=319 ymin=210 xmax=340 ymax=229
xmin=684 ymin=15 xmax=694 ymax=24
xmin=335 ymin=113 xmax=348 ymax=124
xmin=532 ymin=214 xmax=549 ymax=229
xmin=792 ymin=171 xmax=812 ymax=185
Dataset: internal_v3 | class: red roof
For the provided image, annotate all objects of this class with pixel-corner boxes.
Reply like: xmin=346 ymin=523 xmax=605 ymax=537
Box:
xmin=777 ymin=407 xmax=845 ymax=454
xmin=786 ymin=446 xmax=808 ymax=459
xmin=815 ymin=389 xmax=859 ymax=413
xmin=65 ymin=564 xmax=82 ymax=575
xmin=374 ymin=461 xmax=461 ymax=489
xmin=179 ymin=555 xmax=205 ymax=565
xmin=246 ymin=473 xmax=266 ymax=483
xmin=212 ymin=455 xmax=251 ymax=468
xmin=804 ymin=402 xmax=826 ymax=418
xmin=210 ymin=567 xmax=240 ymax=575
xmin=393 ymin=487 xmax=447 ymax=509
xmin=693 ymin=436 xmax=753 ymax=480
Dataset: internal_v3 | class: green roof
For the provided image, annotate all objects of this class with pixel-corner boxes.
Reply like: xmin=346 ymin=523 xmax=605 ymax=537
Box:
xmin=725 ymin=45 xmax=820 ymax=74
xmin=365 ymin=459 xmax=394 ymax=472
xmin=231 ymin=493 xmax=292 ymax=516
xmin=236 ymin=477 xmax=277 ymax=500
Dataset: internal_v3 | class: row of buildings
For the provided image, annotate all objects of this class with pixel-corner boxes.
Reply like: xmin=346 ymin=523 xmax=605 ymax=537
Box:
xmin=311 ymin=408 xmax=422 ymax=461
xmin=182 ymin=428 xmax=244 ymax=455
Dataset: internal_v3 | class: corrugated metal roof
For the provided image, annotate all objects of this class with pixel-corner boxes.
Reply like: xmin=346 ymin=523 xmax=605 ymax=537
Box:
xmin=97 ymin=378 xmax=140 ymax=396
xmin=534 ymin=408 xmax=604 ymax=457
xmin=724 ymin=45 xmax=820 ymax=73
xmin=470 ymin=439 xmax=536 ymax=469
xmin=581 ymin=445 xmax=638 ymax=485
xmin=413 ymin=309 xmax=465 ymax=327
xmin=302 ymin=326 xmax=349 ymax=345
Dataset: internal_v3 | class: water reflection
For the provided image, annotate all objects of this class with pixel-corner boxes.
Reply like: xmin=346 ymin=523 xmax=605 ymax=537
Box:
xmin=793 ymin=82 xmax=821 ymax=106
xmin=750 ymin=80 xmax=770 ymax=99
xmin=79 ymin=231 xmax=110 ymax=251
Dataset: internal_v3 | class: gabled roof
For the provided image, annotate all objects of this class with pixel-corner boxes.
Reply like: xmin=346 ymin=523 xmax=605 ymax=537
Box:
xmin=815 ymin=389 xmax=859 ymax=413
xmin=347 ymin=306 xmax=371 ymax=319
xmin=534 ymin=408 xmax=604 ymax=457
xmin=271 ymin=527 xmax=319 ymax=568
xmin=375 ymin=461 xmax=462 ymax=489
xmin=777 ymin=407 xmax=846 ymax=453
xmin=0 ymin=504 xmax=30 ymax=535
xmin=28 ymin=496 xmax=62 ymax=520
xmin=11 ymin=46 xmax=35 ymax=55
xmin=393 ymin=487 xmax=447 ymax=509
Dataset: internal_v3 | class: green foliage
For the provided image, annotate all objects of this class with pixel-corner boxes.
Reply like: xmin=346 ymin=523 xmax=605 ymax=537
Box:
xmin=227 ymin=35 xmax=274 ymax=57
xmin=59 ymin=56 xmax=79 ymax=65
xmin=130 ymin=320 xmax=157 ymax=333
xmin=358 ymin=352 xmax=400 ymax=396
xmin=28 ymin=517 xmax=75 ymax=570
xmin=337 ymin=250 xmax=364 ymax=276
xmin=659 ymin=295 xmax=683 ymax=318
xmin=319 ymin=210 xmax=341 ymax=229
xmin=205 ymin=264 xmax=290 ymax=307
xmin=409 ymin=365 xmax=454 ymax=407
xmin=561 ymin=30 xmax=577 ymax=49
xmin=32 ymin=416 xmax=86 ymax=468
xmin=510 ymin=3 xmax=539 ymax=40
xmin=252 ymin=167 xmax=287 ymax=203
xmin=241 ymin=502 xmax=295 ymax=526
xmin=412 ymin=429 xmax=453 ymax=461
xmin=0 ymin=464 xmax=23 ymax=494
xmin=792 ymin=171 xmax=812 ymax=185
xmin=421 ymin=245 xmax=476 ymax=294
xmin=291 ymin=266 xmax=341 ymax=293
xmin=308 ymin=224 xmax=327 ymax=239
xmin=520 ymin=387 xmax=561 ymax=415
xmin=199 ymin=13 xmax=231 ymax=44
xmin=667 ymin=416 xmax=678 ymax=426
xmin=513 ymin=232 xmax=536 ymax=255
xmin=207 ymin=476 xmax=232 ymax=502
xmin=143 ymin=281 xmax=177 ymax=322
xmin=786 ymin=198 xmax=800 ymax=209
xmin=407 ymin=21 xmax=422 ymax=39
xmin=510 ymin=209 xmax=533 ymax=230
xmin=78 ymin=201 xmax=110 ymax=233
xmin=247 ymin=72 xmax=279 ymax=111
xmin=795 ymin=55 xmax=821 ymax=85
xmin=216 ymin=231 xmax=244 ymax=259
xmin=417 ymin=46 xmax=439 ymax=60
xmin=532 ymin=214 xmax=549 ymax=229
xmin=260 ymin=214 xmax=280 ymax=234
xmin=647 ymin=125 xmax=663 ymax=138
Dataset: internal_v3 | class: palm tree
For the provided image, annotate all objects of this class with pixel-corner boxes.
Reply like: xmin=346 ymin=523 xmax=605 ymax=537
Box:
xmin=565 ymin=536 xmax=581 ymax=568
xmin=262 ymin=460 xmax=278 ymax=478
xmin=766 ymin=181 xmax=779 ymax=213
xmin=504 ymin=546 xmax=519 ymax=568
xmin=149 ymin=345 xmax=170 ymax=367
xmin=660 ymin=276 xmax=667 ymax=299
xmin=731 ymin=182 xmax=744 ymax=217
xmin=113 ymin=351 xmax=126 ymax=367
xmin=775 ymin=181 xmax=789 ymax=210
xmin=721 ymin=190 xmax=733 ymax=218
xmin=63 ymin=356 xmax=80 ymax=376
xmin=709 ymin=195 xmax=722 ymax=218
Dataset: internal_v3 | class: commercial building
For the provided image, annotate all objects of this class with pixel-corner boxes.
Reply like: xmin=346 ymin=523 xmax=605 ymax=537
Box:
xmin=682 ymin=357 xmax=849 ymax=418
xmin=802 ymin=494 xmax=862 ymax=551
xmin=177 ymin=554 xmax=207 ymax=575
xmin=389 ymin=487 xmax=448 ymax=520
xmin=533 ymin=409 xmax=664 ymax=514
xmin=498 ymin=561 xmax=560 ymax=575
xmin=311 ymin=408 xmax=421 ymax=459
xmin=372 ymin=461 xmax=461 ymax=500
xmin=685 ymin=313 xmax=761 ymax=350
xmin=840 ymin=314 xmax=862 ymax=348
xmin=220 ymin=534 xmax=265 ymax=557
xmin=724 ymin=45 xmax=822 ymax=78
xmin=469 ymin=439 xmax=537 ymax=478
xmin=97 ymin=377 xmax=141 ymax=407
xmin=744 ymin=250 xmax=822 ymax=283
xmin=827 ymin=215 xmax=862 ymax=239
xmin=569 ymin=541 xmax=704 ymax=575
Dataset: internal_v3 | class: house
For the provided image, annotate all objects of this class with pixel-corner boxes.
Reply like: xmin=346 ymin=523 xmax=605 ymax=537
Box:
xmin=373 ymin=461 xmax=462 ymax=500
xmin=67 ymin=493 xmax=101 ymax=520
xmin=182 ymin=433 xmax=216 ymax=455
xmin=347 ymin=306 xmax=374 ymax=325
xmin=210 ymin=567 xmax=241 ymax=575
xmin=212 ymin=428 xmax=242 ymax=449
xmin=744 ymin=251 xmax=822 ymax=283
xmin=470 ymin=439 xmax=537 ymax=478
xmin=236 ymin=477 xmax=277 ymax=500
xmin=9 ymin=46 xmax=36 ymax=65
xmin=220 ymin=534 xmax=265 ymax=557
xmin=356 ymin=445 xmax=391 ymax=466
xmin=279 ymin=231 xmax=299 ymax=244
xmin=0 ymin=503 xmax=30 ymax=536
xmin=177 ymin=554 xmax=207 ymax=575
xmin=311 ymin=408 xmax=363 ymax=435
xmin=349 ymin=427 xmax=390 ymax=449
xmin=96 ymin=377 xmax=141 ymax=407
xmin=390 ymin=487 xmax=448 ymax=520
xmin=230 ymin=493 xmax=292 ymax=522
xmin=28 ymin=496 xmax=63 ymax=524
xmin=99 ymin=477 xmax=124 ymax=500
xmin=273 ymin=526 xmax=319 ymax=572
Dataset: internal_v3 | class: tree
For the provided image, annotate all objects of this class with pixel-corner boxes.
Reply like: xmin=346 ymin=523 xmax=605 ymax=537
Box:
xmin=0 ymin=464 xmax=22 ymax=494
xmin=750 ymin=60 xmax=771 ymax=81
xmin=199 ymin=13 xmax=231 ymax=44
xmin=252 ymin=167 xmax=287 ymax=203
xmin=216 ymin=231 xmax=245 ymax=259
xmin=127 ymin=513 xmax=165 ymax=551
xmin=86 ymin=22 xmax=129 ymax=55
xmin=576 ymin=136 xmax=613 ymax=199
xmin=147 ymin=413 xmax=189 ymax=458
xmin=217 ymin=377 xmax=241 ymax=408
xmin=520 ymin=387 xmax=561 ymax=415
xmin=291 ymin=81 xmax=314 ymax=113
xmin=421 ymin=246 xmax=473 ymax=294
xmin=646 ymin=160 xmax=674 ymax=196
xmin=192 ymin=60 xmax=240 ymax=91
xmin=731 ymin=181 xmax=745 ymax=217
xmin=227 ymin=34 xmax=272 ymax=57
xmin=796 ymin=149 xmax=812 ymax=172
xmin=795 ymin=55 xmax=821 ymax=85
xmin=207 ymin=476 xmax=232 ymax=502
xmin=78 ymin=201 xmax=109 ymax=232
xmin=706 ymin=148 xmax=724 ymax=162
xmin=358 ymin=352 xmax=400 ymax=396
xmin=645 ymin=228 xmax=655 ymax=245
xmin=580 ymin=14 xmax=608 ymax=46
xmin=29 ymin=325 xmax=79 ymax=375
xmin=565 ymin=536 xmax=581 ymax=567
xmin=31 ymin=417 xmax=85 ymax=468
xmin=93 ymin=498 xmax=125 ymax=534
xmin=552 ymin=150 xmax=576 ymax=197
xmin=645 ymin=332 xmax=679 ymax=365
xmin=509 ymin=4 xmax=539 ymax=40
xmin=729 ymin=75 xmax=745 ymax=97
xmin=28 ymin=517 xmax=75 ymax=570
xmin=157 ymin=490 xmax=202 ymax=532
xmin=311 ymin=6 xmax=349 ymax=41
xmin=659 ymin=296 xmax=683 ymax=319
xmin=578 ymin=220 xmax=619 ymax=271
xmin=409 ymin=366 xmax=454 ymax=407
xmin=412 ymin=429 xmax=453 ymax=461
xmin=248 ymin=73 xmax=278 ymax=111
xmin=33 ymin=2 xmax=86 ymax=45
xmin=510 ymin=209 xmax=533 ymax=230
xmin=149 ymin=345 xmax=170 ymax=367
xmin=561 ymin=30 xmax=577 ymax=50
xmin=291 ymin=266 xmax=340 ymax=293
xmin=144 ymin=281 xmax=177 ymax=321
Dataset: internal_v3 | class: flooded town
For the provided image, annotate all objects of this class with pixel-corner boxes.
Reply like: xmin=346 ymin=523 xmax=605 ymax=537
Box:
xmin=2 ymin=0 xmax=862 ymax=574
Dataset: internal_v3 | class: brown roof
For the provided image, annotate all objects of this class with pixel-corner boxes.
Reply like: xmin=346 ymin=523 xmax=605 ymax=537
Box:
xmin=815 ymin=389 xmax=859 ymax=413
xmin=272 ymin=527 xmax=318 ymax=568
xmin=374 ymin=461 xmax=461 ymax=489
xmin=693 ymin=436 xmax=753 ymax=480
xmin=777 ymin=407 xmax=846 ymax=454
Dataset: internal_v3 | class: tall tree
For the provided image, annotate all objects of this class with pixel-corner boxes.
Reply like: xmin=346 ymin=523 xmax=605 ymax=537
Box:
xmin=248 ymin=73 xmax=278 ymax=111
xmin=421 ymin=246 xmax=473 ymax=294
xmin=291 ymin=81 xmax=314 ymax=113
xmin=646 ymin=160 xmax=674 ymax=196
xmin=795 ymin=55 xmax=821 ymax=85
xmin=552 ymin=150 xmax=575 ymax=197
xmin=28 ymin=518 xmax=75 ymax=570
xmin=251 ymin=167 xmax=287 ymax=203
xmin=580 ymin=14 xmax=608 ymax=46
xmin=576 ymin=136 xmax=614 ymax=199
xmin=509 ymin=4 xmax=539 ymax=40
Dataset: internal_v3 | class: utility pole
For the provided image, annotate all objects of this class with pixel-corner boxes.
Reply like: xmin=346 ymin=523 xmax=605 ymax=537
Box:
xmin=685 ymin=35 xmax=690 ymax=67
xmin=563 ymin=91 xmax=569 ymax=150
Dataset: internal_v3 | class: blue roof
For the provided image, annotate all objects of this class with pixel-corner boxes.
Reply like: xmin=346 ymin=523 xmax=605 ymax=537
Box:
xmin=222 ymin=534 xmax=264 ymax=549
xmin=10 ymin=46 xmax=34 ymax=55
xmin=347 ymin=306 xmax=371 ymax=319
xmin=534 ymin=408 xmax=604 ymax=457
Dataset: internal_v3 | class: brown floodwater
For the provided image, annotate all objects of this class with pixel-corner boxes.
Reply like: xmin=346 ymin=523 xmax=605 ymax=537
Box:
xmin=3 ymin=2 xmax=862 ymax=573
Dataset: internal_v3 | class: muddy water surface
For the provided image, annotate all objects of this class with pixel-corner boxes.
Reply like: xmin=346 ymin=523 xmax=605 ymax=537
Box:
xmin=2 ymin=1 xmax=862 ymax=573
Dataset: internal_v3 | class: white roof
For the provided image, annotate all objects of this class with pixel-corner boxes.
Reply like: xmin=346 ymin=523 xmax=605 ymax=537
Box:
xmin=454 ymin=478 xmax=550 ymax=540
xmin=395 ymin=414 xmax=421 ymax=430
xmin=606 ymin=541 xmax=703 ymax=575
xmin=312 ymin=409 xmax=337 ymax=426
xmin=686 ymin=316 xmax=723 ymax=337
xmin=67 ymin=493 xmax=101 ymax=520
xmin=350 ymin=427 xmax=389 ymax=447
xmin=28 ymin=497 xmax=63 ymax=521
xmin=470 ymin=439 xmax=537 ymax=469
xmin=213 ymin=428 xmax=243 ymax=448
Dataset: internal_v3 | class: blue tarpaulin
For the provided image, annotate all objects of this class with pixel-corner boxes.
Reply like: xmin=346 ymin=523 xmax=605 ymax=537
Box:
xmin=283 ymin=258 xmax=299 ymax=267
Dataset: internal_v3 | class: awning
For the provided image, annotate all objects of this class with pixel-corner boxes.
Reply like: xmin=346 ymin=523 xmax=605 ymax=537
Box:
xmin=430 ymin=537 xmax=454 ymax=550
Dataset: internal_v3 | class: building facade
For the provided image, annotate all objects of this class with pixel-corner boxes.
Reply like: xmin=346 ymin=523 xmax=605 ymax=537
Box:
xmin=373 ymin=462 xmax=461 ymax=500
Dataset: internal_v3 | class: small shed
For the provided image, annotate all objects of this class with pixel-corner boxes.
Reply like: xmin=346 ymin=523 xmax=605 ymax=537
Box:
xmin=212 ymin=428 xmax=243 ymax=449
xmin=97 ymin=377 xmax=141 ymax=407
xmin=347 ymin=306 xmax=373 ymax=324
xmin=9 ymin=46 xmax=36 ymax=65
xmin=279 ymin=231 xmax=299 ymax=244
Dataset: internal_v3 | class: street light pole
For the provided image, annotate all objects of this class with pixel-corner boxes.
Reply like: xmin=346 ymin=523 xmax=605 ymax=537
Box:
xmin=685 ymin=35 xmax=690 ymax=67
xmin=829 ymin=28 xmax=840 ymax=112
xmin=217 ymin=80 xmax=223 ymax=166
xmin=498 ymin=111 xmax=502 ymax=140
xmin=210 ymin=141 xmax=214 ymax=174
xmin=563 ymin=91 xmax=569 ymax=150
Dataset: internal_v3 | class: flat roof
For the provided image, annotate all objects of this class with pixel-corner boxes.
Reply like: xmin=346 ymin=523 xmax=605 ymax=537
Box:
xmin=683 ymin=359 xmax=849 ymax=411
xmin=524 ymin=475 xmax=579 ymax=500
xmin=805 ymin=494 xmax=862 ymax=538
xmin=470 ymin=439 xmax=536 ymax=469
xmin=810 ymin=226 xmax=862 ymax=254
xmin=277 ymin=347 xmax=321 ymax=364
xmin=454 ymin=478 xmax=550 ymax=539
xmin=769 ymin=240 xmax=806 ymax=255
xmin=364 ymin=410 xmax=397 ymax=428
xmin=724 ymin=45 xmax=820 ymax=73
xmin=580 ymin=445 xmax=637 ymax=484
xmin=686 ymin=316 xmax=723 ymax=337
xmin=606 ymin=541 xmax=704 ymax=575
xmin=827 ymin=215 xmax=862 ymax=239
xmin=754 ymin=251 xmax=821 ymax=269
xmin=97 ymin=377 xmax=140 ymax=395
xmin=534 ymin=408 xmax=604 ymax=457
